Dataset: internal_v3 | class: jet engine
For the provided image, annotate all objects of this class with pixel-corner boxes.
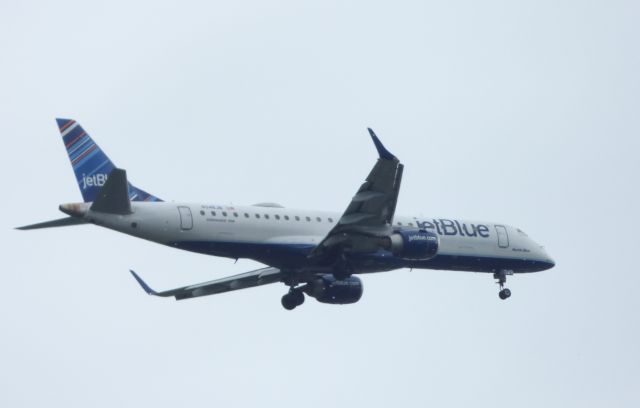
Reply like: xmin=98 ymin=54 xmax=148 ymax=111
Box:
xmin=384 ymin=229 xmax=439 ymax=260
xmin=305 ymin=275 xmax=363 ymax=304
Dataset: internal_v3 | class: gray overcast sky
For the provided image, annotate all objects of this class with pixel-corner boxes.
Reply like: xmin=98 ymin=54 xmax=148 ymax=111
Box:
xmin=1 ymin=0 xmax=639 ymax=407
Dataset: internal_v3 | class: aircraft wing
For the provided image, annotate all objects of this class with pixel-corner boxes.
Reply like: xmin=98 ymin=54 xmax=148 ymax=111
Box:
xmin=130 ymin=267 xmax=283 ymax=300
xmin=310 ymin=129 xmax=403 ymax=258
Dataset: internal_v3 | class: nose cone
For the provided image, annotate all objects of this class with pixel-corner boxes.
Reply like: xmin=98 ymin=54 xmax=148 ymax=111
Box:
xmin=539 ymin=249 xmax=555 ymax=270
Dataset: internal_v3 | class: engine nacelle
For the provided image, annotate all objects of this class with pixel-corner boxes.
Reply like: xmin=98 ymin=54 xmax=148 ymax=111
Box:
xmin=386 ymin=229 xmax=439 ymax=260
xmin=306 ymin=275 xmax=363 ymax=305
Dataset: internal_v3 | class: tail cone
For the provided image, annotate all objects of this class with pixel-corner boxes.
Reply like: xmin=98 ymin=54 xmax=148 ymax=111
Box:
xmin=59 ymin=202 xmax=89 ymax=218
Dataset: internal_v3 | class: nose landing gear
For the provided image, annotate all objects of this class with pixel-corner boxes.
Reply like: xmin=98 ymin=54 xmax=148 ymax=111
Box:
xmin=494 ymin=270 xmax=513 ymax=300
xmin=499 ymin=288 xmax=511 ymax=300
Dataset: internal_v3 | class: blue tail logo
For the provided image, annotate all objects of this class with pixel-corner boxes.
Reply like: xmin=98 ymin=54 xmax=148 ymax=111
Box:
xmin=56 ymin=118 xmax=162 ymax=203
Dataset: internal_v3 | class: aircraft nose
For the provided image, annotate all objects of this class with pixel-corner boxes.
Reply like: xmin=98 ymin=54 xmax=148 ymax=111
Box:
xmin=540 ymin=251 xmax=555 ymax=270
xmin=545 ymin=256 xmax=555 ymax=269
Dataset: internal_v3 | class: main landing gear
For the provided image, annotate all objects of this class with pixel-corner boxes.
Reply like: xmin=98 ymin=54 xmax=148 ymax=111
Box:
xmin=494 ymin=269 xmax=513 ymax=300
xmin=281 ymin=288 xmax=305 ymax=310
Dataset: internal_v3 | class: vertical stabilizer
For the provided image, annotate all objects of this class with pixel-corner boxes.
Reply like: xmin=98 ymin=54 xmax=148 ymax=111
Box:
xmin=56 ymin=118 xmax=162 ymax=203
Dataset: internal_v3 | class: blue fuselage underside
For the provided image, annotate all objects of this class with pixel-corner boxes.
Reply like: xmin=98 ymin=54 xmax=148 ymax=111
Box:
xmin=169 ymin=240 xmax=553 ymax=273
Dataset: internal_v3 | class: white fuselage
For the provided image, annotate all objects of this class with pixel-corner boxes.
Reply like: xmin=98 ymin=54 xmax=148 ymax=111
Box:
xmin=76 ymin=201 xmax=554 ymax=275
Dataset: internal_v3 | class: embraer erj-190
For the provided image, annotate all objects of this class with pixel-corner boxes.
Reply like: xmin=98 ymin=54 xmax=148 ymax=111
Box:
xmin=17 ymin=119 xmax=555 ymax=309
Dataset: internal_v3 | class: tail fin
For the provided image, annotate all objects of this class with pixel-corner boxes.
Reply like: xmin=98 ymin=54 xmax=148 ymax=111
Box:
xmin=56 ymin=118 xmax=162 ymax=203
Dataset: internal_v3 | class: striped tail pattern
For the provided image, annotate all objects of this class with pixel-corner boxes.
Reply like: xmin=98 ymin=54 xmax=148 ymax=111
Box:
xmin=56 ymin=118 xmax=162 ymax=203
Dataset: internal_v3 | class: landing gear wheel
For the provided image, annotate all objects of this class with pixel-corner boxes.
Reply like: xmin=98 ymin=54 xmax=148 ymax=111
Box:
xmin=499 ymin=288 xmax=512 ymax=300
xmin=281 ymin=290 xmax=305 ymax=310
xmin=292 ymin=290 xmax=305 ymax=306
xmin=281 ymin=293 xmax=298 ymax=310
xmin=494 ymin=269 xmax=513 ymax=300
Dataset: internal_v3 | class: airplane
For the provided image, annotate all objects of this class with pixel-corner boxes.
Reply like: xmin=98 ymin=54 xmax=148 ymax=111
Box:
xmin=17 ymin=119 xmax=555 ymax=310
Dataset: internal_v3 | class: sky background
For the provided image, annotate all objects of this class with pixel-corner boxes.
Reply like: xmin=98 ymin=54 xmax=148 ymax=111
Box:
xmin=1 ymin=0 xmax=639 ymax=407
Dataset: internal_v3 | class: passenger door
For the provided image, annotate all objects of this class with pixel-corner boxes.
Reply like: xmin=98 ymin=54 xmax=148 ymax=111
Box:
xmin=495 ymin=225 xmax=509 ymax=248
xmin=178 ymin=206 xmax=193 ymax=230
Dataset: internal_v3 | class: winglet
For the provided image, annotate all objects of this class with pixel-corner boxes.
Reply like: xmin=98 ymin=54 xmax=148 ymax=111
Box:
xmin=368 ymin=128 xmax=397 ymax=160
xmin=129 ymin=270 xmax=157 ymax=295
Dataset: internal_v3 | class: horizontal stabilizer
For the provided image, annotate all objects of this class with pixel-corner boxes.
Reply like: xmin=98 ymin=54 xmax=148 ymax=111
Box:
xmin=91 ymin=168 xmax=132 ymax=214
xmin=16 ymin=217 xmax=87 ymax=230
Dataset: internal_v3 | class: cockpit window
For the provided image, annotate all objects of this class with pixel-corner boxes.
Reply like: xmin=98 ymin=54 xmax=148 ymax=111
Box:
xmin=517 ymin=228 xmax=528 ymax=237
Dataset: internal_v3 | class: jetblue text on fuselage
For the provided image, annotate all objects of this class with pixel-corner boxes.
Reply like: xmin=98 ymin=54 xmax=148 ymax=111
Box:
xmin=416 ymin=219 xmax=490 ymax=238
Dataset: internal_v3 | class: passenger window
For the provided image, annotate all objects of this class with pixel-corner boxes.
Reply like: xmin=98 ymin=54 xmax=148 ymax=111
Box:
xmin=255 ymin=214 xmax=260 ymax=219
xmin=328 ymin=217 xmax=333 ymax=223
xmin=275 ymin=215 xmax=280 ymax=220
xmin=306 ymin=216 xmax=311 ymax=222
xmin=244 ymin=213 xmax=249 ymax=218
xmin=200 ymin=210 xmax=205 ymax=216
xmin=284 ymin=215 xmax=289 ymax=220
xmin=222 ymin=211 xmax=227 ymax=217
xmin=408 ymin=222 xmax=414 ymax=227
xmin=233 ymin=212 xmax=238 ymax=217
xmin=397 ymin=222 xmax=403 ymax=226
xmin=265 ymin=214 xmax=270 ymax=219
xmin=316 ymin=217 xmax=321 ymax=222
xmin=211 ymin=211 xmax=216 ymax=216
xmin=295 ymin=216 xmax=300 ymax=221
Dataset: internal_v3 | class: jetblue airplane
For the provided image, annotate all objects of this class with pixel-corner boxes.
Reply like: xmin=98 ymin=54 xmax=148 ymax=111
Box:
xmin=18 ymin=119 xmax=555 ymax=309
